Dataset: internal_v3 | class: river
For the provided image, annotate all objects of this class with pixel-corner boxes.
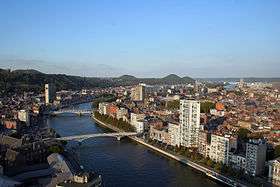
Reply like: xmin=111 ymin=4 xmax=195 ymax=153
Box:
xmin=44 ymin=103 xmax=225 ymax=187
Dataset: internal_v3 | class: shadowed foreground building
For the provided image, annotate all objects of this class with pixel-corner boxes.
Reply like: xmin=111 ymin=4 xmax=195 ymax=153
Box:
xmin=47 ymin=153 xmax=102 ymax=186
xmin=245 ymin=139 xmax=267 ymax=176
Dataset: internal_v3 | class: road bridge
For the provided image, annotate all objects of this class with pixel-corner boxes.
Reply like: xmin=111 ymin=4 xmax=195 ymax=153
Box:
xmin=55 ymin=132 xmax=137 ymax=142
xmin=48 ymin=109 xmax=92 ymax=116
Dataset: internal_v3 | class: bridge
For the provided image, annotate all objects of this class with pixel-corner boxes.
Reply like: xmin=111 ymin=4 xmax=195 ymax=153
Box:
xmin=48 ymin=109 xmax=92 ymax=116
xmin=55 ymin=132 xmax=138 ymax=142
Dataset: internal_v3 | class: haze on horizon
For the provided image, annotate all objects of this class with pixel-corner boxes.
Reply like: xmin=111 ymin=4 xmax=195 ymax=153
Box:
xmin=0 ymin=0 xmax=279 ymax=78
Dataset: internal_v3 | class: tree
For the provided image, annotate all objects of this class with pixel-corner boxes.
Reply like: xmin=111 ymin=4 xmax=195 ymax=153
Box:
xmin=49 ymin=145 xmax=64 ymax=154
xmin=237 ymin=128 xmax=250 ymax=141
xmin=61 ymin=140 xmax=68 ymax=146
xmin=214 ymin=162 xmax=222 ymax=172
xmin=94 ymin=111 xmax=135 ymax=132
xmin=206 ymin=159 xmax=214 ymax=167
xmin=166 ymin=100 xmax=180 ymax=110
xmin=274 ymin=145 xmax=280 ymax=159
xmin=200 ymin=102 xmax=215 ymax=113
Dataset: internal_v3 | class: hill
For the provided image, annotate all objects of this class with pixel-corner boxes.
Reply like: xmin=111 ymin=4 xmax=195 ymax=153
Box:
xmin=12 ymin=69 xmax=44 ymax=75
xmin=196 ymin=77 xmax=280 ymax=83
xmin=113 ymin=74 xmax=194 ymax=86
xmin=0 ymin=70 xmax=194 ymax=95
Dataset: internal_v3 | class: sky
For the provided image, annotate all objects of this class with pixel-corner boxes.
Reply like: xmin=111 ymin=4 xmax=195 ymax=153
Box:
xmin=0 ymin=0 xmax=279 ymax=78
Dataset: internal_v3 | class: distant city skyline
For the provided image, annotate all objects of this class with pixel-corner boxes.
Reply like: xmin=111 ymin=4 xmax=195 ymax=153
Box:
xmin=0 ymin=0 xmax=279 ymax=78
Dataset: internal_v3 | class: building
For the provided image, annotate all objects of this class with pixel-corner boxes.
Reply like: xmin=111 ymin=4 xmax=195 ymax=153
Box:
xmin=134 ymin=120 xmax=145 ymax=133
xmin=198 ymin=131 xmax=211 ymax=158
xmin=238 ymin=78 xmax=245 ymax=88
xmin=150 ymin=126 xmax=171 ymax=145
xmin=208 ymin=134 xmax=237 ymax=165
xmin=207 ymin=88 xmax=218 ymax=94
xmin=106 ymin=104 xmax=118 ymax=118
xmin=45 ymin=83 xmax=56 ymax=105
xmin=0 ymin=135 xmax=53 ymax=169
xmin=228 ymin=153 xmax=246 ymax=170
xmin=209 ymin=134 xmax=231 ymax=164
xmin=116 ymin=107 xmax=128 ymax=120
xmin=245 ymin=139 xmax=267 ymax=176
xmin=168 ymin=122 xmax=180 ymax=147
xmin=268 ymin=158 xmax=280 ymax=186
xmin=210 ymin=109 xmax=225 ymax=117
xmin=130 ymin=113 xmax=145 ymax=127
xmin=179 ymin=100 xmax=200 ymax=147
xmin=3 ymin=120 xmax=18 ymax=129
xmin=130 ymin=113 xmax=145 ymax=133
xmin=17 ymin=110 xmax=30 ymax=126
xmin=47 ymin=153 xmax=102 ymax=186
xmin=131 ymin=84 xmax=145 ymax=101
xmin=98 ymin=102 xmax=108 ymax=115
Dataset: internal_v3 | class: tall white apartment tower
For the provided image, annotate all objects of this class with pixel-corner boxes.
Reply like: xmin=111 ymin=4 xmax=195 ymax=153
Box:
xmin=179 ymin=100 xmax=201 ymax=147
xmin=131 ymin=84 xmax=145 ymax=101
xmin=45 ymin=83 xmax=55 ymax=105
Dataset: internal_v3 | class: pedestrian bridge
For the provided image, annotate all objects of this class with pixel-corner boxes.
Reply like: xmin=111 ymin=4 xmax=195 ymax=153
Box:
xmin=55 ymin=132 xmax=138 ymax=142
xmin=49 ymin=109 xmax=92 ymax=116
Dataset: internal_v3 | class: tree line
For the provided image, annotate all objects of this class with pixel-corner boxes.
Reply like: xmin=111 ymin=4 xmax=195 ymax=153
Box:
xmin=94 ymin=111 xmax=135 ymax=132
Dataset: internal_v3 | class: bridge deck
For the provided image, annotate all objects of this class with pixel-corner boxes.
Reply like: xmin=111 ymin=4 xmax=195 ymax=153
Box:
xmin=56 ymin=132 xmax=137 ymax=141
xmin=49 ymin=109 xmax=92 ymax=115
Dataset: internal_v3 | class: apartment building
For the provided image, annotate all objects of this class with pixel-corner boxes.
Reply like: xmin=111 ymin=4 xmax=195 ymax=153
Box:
xmin=150 ymin=126 xmax=171 ymax=145
xmin=98 ymin=102 xmax=108 ymax=115
xmin=209 ymin=134 xmax=231 ymax=164
xmin=131 ymin=84 xmax=145 ymax=101
xmin=179 ymin=100 xmax=200 ymax=148
xmin=18 ymin=110 xmax=30 ymax=126
xmin=116 ymin=107 xmax=128 ymax=120
xmin=168 ymin=122 xmax=180 ymax=147
xmin=229 ymin=153 xmax=246 ymax=170
xmin=268 ymin=158 xmax=280 ymax=186
xmin=45 ymin=83 xmax=55 ymax=105
xmin=130 ymin=113 xmax=145 ymax=133
xmin=245 ymin=139 xmax=267 ymax=176
xmin=198 ymin=131 xmax=211 ymax=158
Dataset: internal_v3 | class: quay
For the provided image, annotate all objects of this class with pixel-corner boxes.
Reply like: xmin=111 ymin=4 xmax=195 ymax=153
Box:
xmin=92 ymin=116 xmax=247 ymax=187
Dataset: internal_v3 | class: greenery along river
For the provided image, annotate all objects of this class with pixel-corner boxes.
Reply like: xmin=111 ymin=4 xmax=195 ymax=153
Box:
xmin=44 ymin=102 xmax=225 ymax=187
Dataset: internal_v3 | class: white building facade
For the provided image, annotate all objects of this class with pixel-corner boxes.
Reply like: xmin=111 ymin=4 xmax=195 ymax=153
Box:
xmin=179 ymin=100 xmax=200 ymax=148
xmin=18 ymin=110 xmax=30 ymax=126
xmin=98 ymin=102 xmax=108 ymax=115
xmin=209 ymin=134 xmax=230 ymax=165
xmin=116 ymin=107 xmax=128 ymax=120
xmin=268 ymin=158 xmax=280 ymax=186
xmin=130 ymin=113 xmax=145 ymax=133
xmin=168 ymin=123 xmax=180 ymax=147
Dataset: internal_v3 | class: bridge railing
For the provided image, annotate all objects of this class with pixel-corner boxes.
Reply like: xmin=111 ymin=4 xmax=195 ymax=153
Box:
xmin=55 ymin=132 xmax=138 ymax=141
xmin=49 ymin=109 xmax=92 ymax=114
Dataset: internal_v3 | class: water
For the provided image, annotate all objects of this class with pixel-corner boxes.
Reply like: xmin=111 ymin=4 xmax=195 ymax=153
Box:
xmin=45 ymin=103 xmax=225 ymax=187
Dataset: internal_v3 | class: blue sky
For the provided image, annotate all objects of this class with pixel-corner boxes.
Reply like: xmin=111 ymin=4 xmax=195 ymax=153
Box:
xmin=0 ymin=0 xmax=279 ymax=77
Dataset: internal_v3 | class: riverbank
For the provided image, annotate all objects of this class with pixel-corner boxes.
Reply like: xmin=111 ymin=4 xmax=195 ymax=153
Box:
xmin=92 ymin=116 xmax=247 ymax=187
